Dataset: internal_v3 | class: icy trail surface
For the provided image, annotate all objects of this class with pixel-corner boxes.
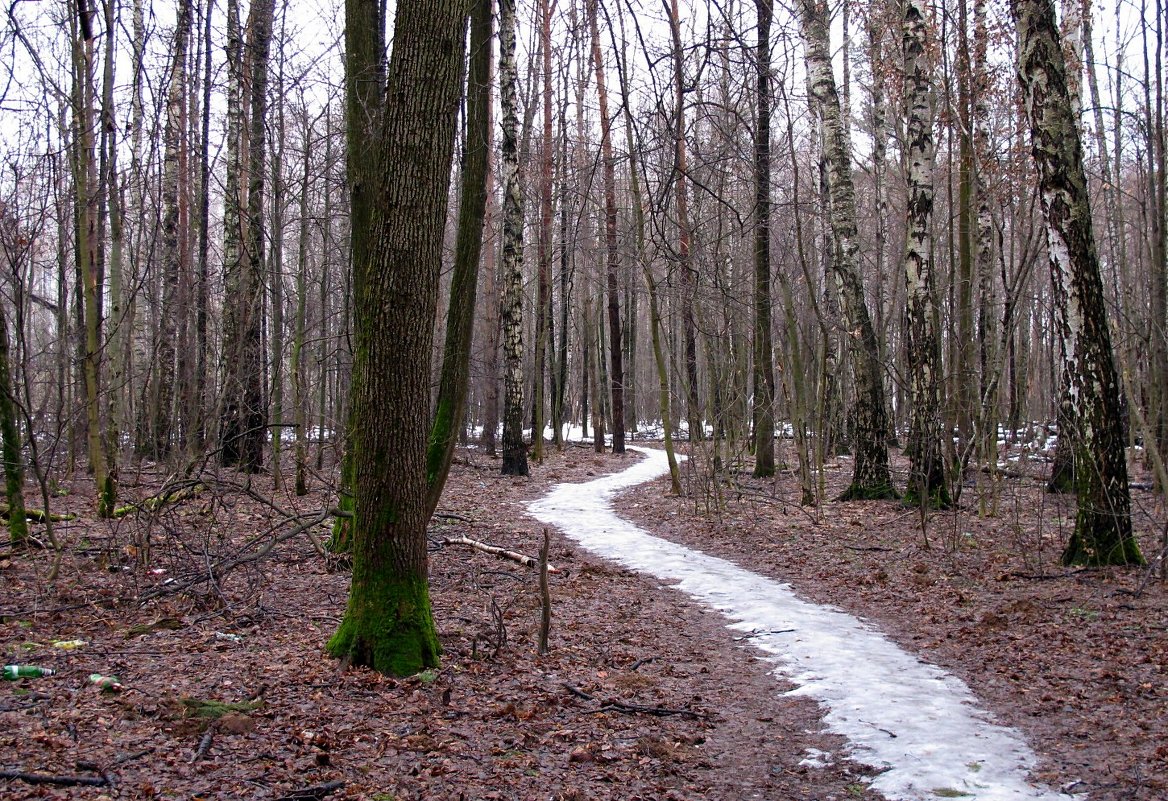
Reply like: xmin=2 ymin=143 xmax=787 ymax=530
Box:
xmin=528 ymin=447 xmax=1064 ymax=801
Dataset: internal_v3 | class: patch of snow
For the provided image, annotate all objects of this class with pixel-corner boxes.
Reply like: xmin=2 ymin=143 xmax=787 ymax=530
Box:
xmin=529 ymin=447 xmax=1064 ymax=801
xmin=799 ymin=747 xmax=835 ymax=769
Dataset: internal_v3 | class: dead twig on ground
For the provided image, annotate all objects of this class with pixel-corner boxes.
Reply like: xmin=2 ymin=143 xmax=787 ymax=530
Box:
xmin=275 ymin=779 xmax=345 ymax=800
xmin=561 ymin=683 xmax=705 ymax=719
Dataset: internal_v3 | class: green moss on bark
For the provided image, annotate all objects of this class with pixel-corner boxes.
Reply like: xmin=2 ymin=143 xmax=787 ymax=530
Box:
xmin=327 ymin=573 xmax=441 ymax=676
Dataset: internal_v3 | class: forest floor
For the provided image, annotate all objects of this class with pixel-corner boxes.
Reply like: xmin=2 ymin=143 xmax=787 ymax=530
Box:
xmin=0 ymin=437 xmax=1165 ymax=800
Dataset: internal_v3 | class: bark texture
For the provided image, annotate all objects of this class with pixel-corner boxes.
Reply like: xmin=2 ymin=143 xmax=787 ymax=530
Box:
xmin=902 ymin=0 xmax=950 ymax=507
xmin=327 ymin=0 xmax=467 ymax=675
xmin=796 ymin=0 xmax=896 ymax=500
xmin=752 ymin=0 xmax=776 ymax=478
xmin=499 ymin=0 xmax=529 ymax=477
xmin=1012 ymin=0 xmax=1142 ymax=565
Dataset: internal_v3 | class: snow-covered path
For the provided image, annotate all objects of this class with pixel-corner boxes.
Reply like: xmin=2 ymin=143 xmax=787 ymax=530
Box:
xmin=528 ymin=447 xmax=1064 ymax=801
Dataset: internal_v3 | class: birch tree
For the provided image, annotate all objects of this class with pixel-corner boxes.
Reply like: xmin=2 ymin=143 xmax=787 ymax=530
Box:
xmin=500 ymin=0 xmax=529 ymax=477
xmin=1011 ymin=0 xmax=1143 ymax=565
xmin=902 ymin=0 xmax=949 ymax=506
xmin=795 ymin=0 xmax=896 ymax=500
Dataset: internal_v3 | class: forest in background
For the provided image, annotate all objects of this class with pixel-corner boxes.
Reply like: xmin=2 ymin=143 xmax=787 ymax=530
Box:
xmin=0 ymin=0 xmax=1164 ymax=564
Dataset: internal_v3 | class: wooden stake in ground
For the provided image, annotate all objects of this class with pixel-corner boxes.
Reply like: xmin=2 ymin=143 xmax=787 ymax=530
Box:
xmin=538 ymin=528 xmax=551 ymax=654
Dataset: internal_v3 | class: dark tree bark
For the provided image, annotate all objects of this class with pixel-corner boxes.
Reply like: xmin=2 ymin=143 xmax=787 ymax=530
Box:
xmin=1011 ymin=0 xmax=1143 ymax=565
xmin=220 ymin=0 xmax=274 ymax=473
xmin=0 ymin=300 xmax=27 ymax=546
xmin=327 ymin=0 xmax=468 ymax=675
xmin=752 ymin=0 xmax=776 ymax=478
xmin=589 ymin=0 xmax=625 ymax=454
xmin=425 ymin=0 xmax=492 ymax=517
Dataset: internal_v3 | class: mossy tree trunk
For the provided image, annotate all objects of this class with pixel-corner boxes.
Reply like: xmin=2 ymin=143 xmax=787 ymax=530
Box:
xmin=1012 ymin=0 xmax=1143 ymax=565
xmin=0 ymin=301 xmax=27 ymax=546
xmin=902 ymin=0 xmax=950 ymax=507
xmin=332 ymin=0 xmax=387 ymax=549
xmin=327 ymin=0 xmax=467 ymax=675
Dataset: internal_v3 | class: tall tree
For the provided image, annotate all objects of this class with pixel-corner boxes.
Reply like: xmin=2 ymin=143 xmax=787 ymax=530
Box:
xmin=154 ymin=0 xmax=191 ymax=459
xmin=500 ymin=0 xmax=529 ymax=477
xmin=589 ymin=0 xmax=625 ymax=454
xmin=332 ymin=0 xmax=386 ymax=549
xmin=902 ymin=0 xmax=949 ymax=506
xmin=752 ymin=0 xmax=776 ymax=478
xmin=219 ymin=0 xmax=274 ymax=472
xmin=327 ymin=0 xmax=468 ymax=675
xmin=70 ymin=0 xmax=114 ymax=515
xmin=425 ymin=0 xmax=492 ymax=516
xmin=1011 ymin=0 xmax=1143 ymax=565
xmin=533 ymin=0 xmax=553 ymax=461
xmin=796 ymin=0 xmax=896 ymax=500
xmin=665 ymin=0 xmax=702 ymax=443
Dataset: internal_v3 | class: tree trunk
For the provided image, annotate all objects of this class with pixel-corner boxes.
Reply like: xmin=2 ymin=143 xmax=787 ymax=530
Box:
xmin=425 ymin=0 xmax=491 ymax=516
xmin=500 ymin=0 xmax=529 ymax=477
xmin=589 ymin=0 xmax=625 ymax=454
xmin=0 ymin=300 xmax=27 ymax=546
xmin=902 ymin=0 xmax=950 ymax=507
xmin=327 ymin=0 xmax=467 ymax=676
xmin=665 ymin=0 xmax=702 ymax=443
xmin=752 ymin=0 xmax=776 ymax=478
xmin=1011 ymin=0 xmax=1143 ymax=565
xmin=156 ymin=0 xmax=191 ymax=460
xmin=796 ymin=0 xmax=896 ymax=500
xmin=70 ymin=0 xmax=113 ymax=515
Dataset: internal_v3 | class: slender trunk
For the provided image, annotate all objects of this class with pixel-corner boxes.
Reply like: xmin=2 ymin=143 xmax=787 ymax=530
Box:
xmin=796 ymin=0 xmax=895 ymax=499
xmin=665 ymin=0 xmax=702 ymax=442
xmin=425 ymin=0 xmax=492 ymax=515
xmin=752 ymin=0 xmax=776 ymax=478
xmin=500 ymin=0 xmax=529 ymax=476
xmin=70 ymin=0 xmax=112 ymax=514
xmin=903 ymin=0 xmax=950 ymax=507
xmin=589 ymin=0 xmax=625 ymax=454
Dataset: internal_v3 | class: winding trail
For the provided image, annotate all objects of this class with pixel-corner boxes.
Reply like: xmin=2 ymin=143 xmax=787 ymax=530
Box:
xmin=529 ymin=446 xmax=1063 ymax=801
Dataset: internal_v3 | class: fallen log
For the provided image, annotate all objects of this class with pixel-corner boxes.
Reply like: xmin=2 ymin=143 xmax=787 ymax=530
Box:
xmin=0 ymin=769 xmax=108 ymax=788
xmin=443 ymin=534 xmax=558 ymax=573
xmin=0 ymin=504 xmax=76 ymax=523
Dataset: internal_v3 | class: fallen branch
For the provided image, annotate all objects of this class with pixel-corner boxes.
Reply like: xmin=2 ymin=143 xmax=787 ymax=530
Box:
xmin=110 ymin=482 xmax=205 ymax=519
xmin=444 ymin=534 xmax=558 ymax=573
xmin=0 ymin=769 xmax=108 ymax=788
xmin=275 ymin=779 xmax=346 ymax=800
xmin=561 ymin=683 xmax=704 ymax=719
xmin=0 ymin=504 xmax=76 ymax=523
xmin=139 ymin=507 xmax=338 ymax=601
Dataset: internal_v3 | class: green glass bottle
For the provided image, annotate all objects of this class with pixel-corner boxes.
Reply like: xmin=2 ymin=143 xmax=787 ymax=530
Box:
xmin=2 ymin=664 xmax=56 ymax=679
